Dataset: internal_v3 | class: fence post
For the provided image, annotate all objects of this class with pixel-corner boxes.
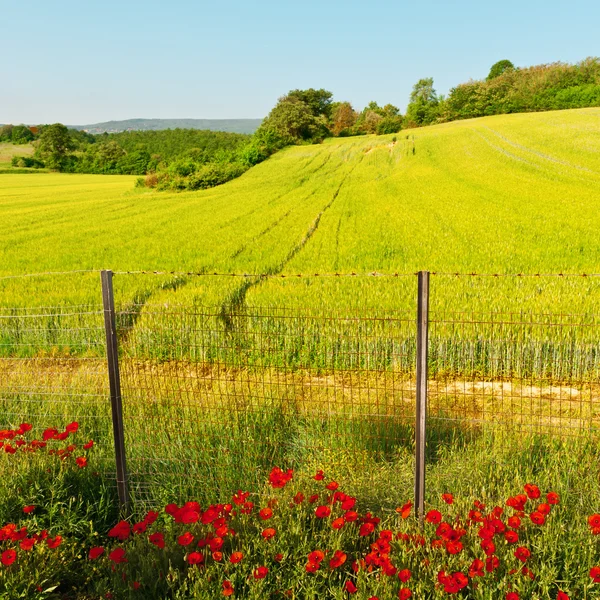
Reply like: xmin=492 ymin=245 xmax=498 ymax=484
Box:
xmin=101 ymin=270 xmax=130 ymax=514
xmin=415 ymin=270 xmax=430 ymax=523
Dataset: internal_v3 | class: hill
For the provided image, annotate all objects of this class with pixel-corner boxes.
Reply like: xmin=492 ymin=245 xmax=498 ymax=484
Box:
xmin=68 ymin=118 xmax=262 ymax=134
xmin=1 ymin=107 xmax=599 ymax=318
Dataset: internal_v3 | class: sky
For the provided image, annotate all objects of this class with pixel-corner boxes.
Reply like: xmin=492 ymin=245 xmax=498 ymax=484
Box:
xmin=3 ymin=0 xmax=599 ymax=124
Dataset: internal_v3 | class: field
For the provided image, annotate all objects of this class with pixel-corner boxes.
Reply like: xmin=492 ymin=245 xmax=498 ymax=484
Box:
xmin=2 ymin=109 xmax=600 ymax=598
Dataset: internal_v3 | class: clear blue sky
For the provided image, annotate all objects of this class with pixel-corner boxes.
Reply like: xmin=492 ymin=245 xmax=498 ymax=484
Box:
xmin=3 ymin=0 xmax=599 ymax=124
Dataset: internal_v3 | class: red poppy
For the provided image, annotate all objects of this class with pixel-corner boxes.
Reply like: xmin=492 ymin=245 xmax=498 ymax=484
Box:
xmin=212 ymin=551 xmax=223 ymax=561
xmin=505 ymin=530 xmax=519 ymax=544
xmin=590 ymin=566 xmax=600 ymax=583
xmin=306 ymin=562 xmax=319 ymax=573
xmin=187 ymin=552 xmax=203 ymax=565
xmin=1 ymin=549 xmax=16 ymax=566
xmin=314 ymin=470 xmax=324 ymax=480
xmin=506 ymin=593 xmax=519 ymax=600
xmin=65 ymin=422 xmax=79 ymax=433
xmin=557 ymin=592 xmax=570 ymax=600
xmin=230 ymin=551 xmax=243 ymax=564
xmin=341 ymin=497 xmax=356 ymax=510
xmin=293 ymin=492 xmax=304 ymax=504
xmin=359 ymin=522 xmax=375 ymax=536
xmin=89 ymin=547 xmax=105 ymax=559
xmin=259 ymin=508 xmax=273 ymax=520
xmin=469 ymin=558 xmax=484 ymax=578
xmin=268 ymin=467 xmax=293 ymax=489
xmin=332 ymin=517 xmax=345 ymax=530
xmin=308 ymin=494 xmax=319 ymax=504
xmin=20 ymin=538 xmax=36 ymax=551
xmin=261 ymin=528 xmax=276 ymax=540
xmin=222 ymin=581 xmax=234 ymax=597
xmin=109 ymin=548 xmax=127 ymax=563
xmin=329 ymin=550 xmax=347 ymax=569
xmin=514 ymin=546 xmax=531 ymax=562
xmin=524 ymin=484 xmax=540 ymax=499
xmin=398 ymin=569 xmax=411 ymax=582
xmin=108 ymin=520 xmax=130 ymax=541
xmin=308 ymin=550 xmax=325 ymax=563
xmin=149 ymin=532 xmax=165 ymax=549
xmin=22 ymin=505 xmax=35 ymax=514
xmin=46 ymin=535 xmax=62 ymax=549
xmin=274 ymin=553 xmax=283 ymax=562
xmin=209 ymin=537 xmax=224 ymax=552
xmin=253 ymin=566 xmax=268 ymax=579
xmin=530 ymin=512 xmax=545 ymax=526
xmin=507 ymin=516 xmax=521 ymax=529
xmin=425 ymin=510 xmax=442 ymax=524
xmin=345 ymin=581 xmax=357 ymax=594
xmin=588 ymin=514 xmax=600 ymax=529
xmin=537 ymin=503 xmax=551 ymax=516
xmin=178 ymin=532 xmax=194 ymax=546
xmin=481 ymin=539 xmax=495 ymax=555
xmin=446 ymin=541 xmax=463 ymax=554
xmin=42 ymin=428 xmax=58 ymax=441
xmin=398 ymin=589 xmax=411 ymax=600
xmin=396 ymin=501 xmax=412 ymax=519
xmin=344 ymin=510 xmax=358 ymax=522
xmin=144 ymin=510 xmax=159 ymax=525
xmin=315 ymin=505 xmax=331 ymax=518
xmin=485 ymin=556 xmax=500 ymax=572
xmin=546 ymin=492 xmax=559 ymax=505
xmin=442 ymin=493 xmax=454 ymax=504
xmin=326 ymin=481 xmax=339 ymax=491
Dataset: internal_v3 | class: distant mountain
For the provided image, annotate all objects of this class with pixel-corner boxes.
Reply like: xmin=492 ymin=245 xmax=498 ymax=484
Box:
xmin=68 ymin=118 xmax=263 ymax=135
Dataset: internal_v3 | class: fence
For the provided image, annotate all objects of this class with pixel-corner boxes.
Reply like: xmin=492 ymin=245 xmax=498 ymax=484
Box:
xmin=1 ymin=269 xmax=599 ymax=517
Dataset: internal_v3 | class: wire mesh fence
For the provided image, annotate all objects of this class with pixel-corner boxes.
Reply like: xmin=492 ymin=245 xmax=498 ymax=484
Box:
xmin=1 ymin=270 xmax=599 ymax=513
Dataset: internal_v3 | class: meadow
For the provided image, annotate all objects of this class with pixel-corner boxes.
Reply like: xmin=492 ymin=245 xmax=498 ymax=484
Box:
xmin=1 ymin=109 xmax=600 ymax=598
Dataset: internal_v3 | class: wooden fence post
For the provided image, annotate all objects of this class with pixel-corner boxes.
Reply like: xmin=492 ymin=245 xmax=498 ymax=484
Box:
xmin=101 ymin=270 xmax=130 ymax=513
xmin=415 ymin=270 xmax=430 ymax=523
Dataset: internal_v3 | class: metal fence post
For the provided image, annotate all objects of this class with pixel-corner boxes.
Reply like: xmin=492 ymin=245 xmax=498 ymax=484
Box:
xmin=101 ymin=270 xmax=130 ymax=514
xmin=415 ymin=270 xmax=430 ymax=522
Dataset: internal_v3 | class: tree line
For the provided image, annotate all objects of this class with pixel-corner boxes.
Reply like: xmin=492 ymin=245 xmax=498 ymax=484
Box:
xmin=3 ymin=56 xmax=598 ymax=190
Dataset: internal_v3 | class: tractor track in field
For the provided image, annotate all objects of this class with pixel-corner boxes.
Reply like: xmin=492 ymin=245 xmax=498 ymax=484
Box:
xmin=218 ymin=155 xmax=365 ymax=329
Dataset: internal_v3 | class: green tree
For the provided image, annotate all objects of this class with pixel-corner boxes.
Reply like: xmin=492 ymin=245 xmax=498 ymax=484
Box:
xmin=0 ymin=124 xmax=14 ymax=142
xmin=330 ymin=102 xmax=357 ymax=136
xmin=405 ymin=78 xmax=440 ymax=126
xmin=487 ymin=59 xmax=515 ymax=80
xmin=259 ymin=97 xmax=324 ymax=143
xmin=11 ymin=125 xmax=34 ymax=144
xmin=287 ymin=88 xmax=334 ymax=118
xmin=36 ymin=124 xmax=76 ymax=171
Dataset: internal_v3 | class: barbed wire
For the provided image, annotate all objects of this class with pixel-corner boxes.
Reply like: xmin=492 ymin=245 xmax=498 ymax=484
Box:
xmin=1 ymin=269 xmax=599 ymax=281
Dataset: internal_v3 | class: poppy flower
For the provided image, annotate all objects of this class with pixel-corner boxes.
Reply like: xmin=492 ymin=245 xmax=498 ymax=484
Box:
xmin=268 ymin=467 xmax=293 ymax=489
xmin=20 ymin=538 xmax=36 ymax=551
xmin=46 ymin=536 xmax=62 ymax=549
xmin=546 ymin=492 xmax=559 ymax=505
xmin=230 ymin=551 xmax=243 ymax=564
xmin=329 ymin=550 xmax=347 ymax=569
xmin=345 ymin=581 xmax=357 ymax=594
xmin=83 ymin=439 xmax=94 ymax=450
xmin=306 ymin=562 xmax=319 ymax=573
xmin=537 ymin=503 xmax=551 ymax=516
xmin=212 ymin=551 xmax=223 ymax=561
xmin=1 ymin=549 xmax=16 ymax=566
xmin=149 ymin=532 xmax=165 ymax=549
xmin=315 ymin=505 xmax=331 ymax=518
xmin=22 ymin=505 xmax=35 ymax=514
xmin=506 ymin=593 xmax=519 ymax=600
xmin=359 ymin=522 xmax=375 ymax=536
xmin=274 ymin=553 xmax=283 ymax=562
xmin=398 ymin=569 xmax=411 ymax=582
xmin=524 ymin=484 xmax=540 ymax=499
xmin=590 ymin=566 xmax=600 ymax=583
xmin=308 ymin=550 xmax=325 ymax=564
xmin=485 ymin=556 xmax=500 ymax=572
xmin=89 ymin=547 xmax=105 ymax=560
xmin=446 ymin=541 xmax=463 ymax=554
xmin=222 ymin=581 xmax=234 ymax=597
xmin=507 ymin=516 xmax=521 ymax=529
xmin=469 ymin=559 xmax=484 ymax=578
xmin=314 ymin=470 xmax=324 ymax=480
xmin=514 ymin=546 xmax=531 ymax=562
xmin=332 ymin=517 xmax=345 ymax=530
xmin=259 ymin=508 xmax=273 ymax=520
xmin=505 ymin=530 xmax=519 ymax=544
xmin=398 ymin=589 xmax=411 ymax=600
xmin=187 ymin=552 xmax=203 ymax=565
xmin=109 ymin=548 xmax=127 ymax=563
xmin=396 ymin=501 xmax=412 ymax=519
xmin=588 ymin=514 xmax=600 ymax=529
xmin=253 ymin=566 xmax=268 ymax=579
xmin=341 ymin=497 xmax=356 ymax=510
xmin=108 ymin=521 xmax=130 ymax=541
xmin=65 ymin=422 xmax=79 ymax=433
xmin=178 ymin=532 xmax=194 ymax=546
xmin=557 ymin=592 xmax=570 ymax=600
xmin=293 ymin=492 xmax=304 ymax=504
xmin=42 ymin=428 xmax=58 ymax=441
xmin=442 ymin=493 xmax=454 ymax=504
xmin=530 ymin=512 xmax=545 ymax=526
xmin=209 ymin=537 xmax=224 ymax=552
xmin=326 ymin=481 xmax=339 ymax=491
xmin=344 ymin=511 xmax=358 ymax=522
xmin=261 ymin=528 xmax=276 ymax=540
xmin=425 ymin=510 xmax=442 ymax=524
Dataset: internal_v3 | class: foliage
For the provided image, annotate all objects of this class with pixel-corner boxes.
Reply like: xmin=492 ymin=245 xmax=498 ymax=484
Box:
xmin=405 ymin=78 xmax=441 ymax=126
xmin=487 ymin=59 xmax=515 ymax=80
xmin=10 ymin=125 xmax=35 ymax=144
xmin=35 ymin=124 xmax=76 ymax=171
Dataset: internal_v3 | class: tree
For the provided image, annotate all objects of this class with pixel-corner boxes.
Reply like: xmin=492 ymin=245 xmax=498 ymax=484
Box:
xmin=405 ymin=78 xmax=440 ymax=126
xmin=330 ymin=102 xmax=357 ymax=136
xmin=410 ymin=78 xmax=438 ymax=104
xmin=36 ymin=124 xmax=75 ymax=171
xmin=259 ymin=96 xmax=326 ymax=143
xmin=487 ymin=60 xmax=515 ymax=80
xmin=286 ymin=88 xmax=334 ymax=118
xmin=11 ymin=125 xmax=34 ymax=144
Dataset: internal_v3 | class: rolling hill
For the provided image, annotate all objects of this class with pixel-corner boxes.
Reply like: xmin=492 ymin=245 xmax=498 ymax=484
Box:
xmin=68 ymin=118 xmax=262 ymax=134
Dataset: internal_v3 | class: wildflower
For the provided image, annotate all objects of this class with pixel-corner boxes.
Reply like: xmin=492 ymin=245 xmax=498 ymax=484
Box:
xmin=274 ymin=553 xmax=283 ymax=562
xmin=505 ymin=530 xmax=519 ymax=544
xmin=268 ymin=467 xmax=293 ymax=489
xmin=588 ymin=514 xmax=600 ymax=530
xmin=329 ymin=550 xmax=347 ymax=569
xmin=442 ymin=493 xmax=454 ymax=504
xmin=314 ymin=470 xmax=324 ymax=480
xmin=514 ymin=546 xmax=531 ymax=562
xmin=345 ymin=581 xmax=357 ymax=594
xmin=149 ymin=532 xmax=165 ymax=549
xmin=89 ymin=547 xmax=105 ymax=559
xmin=261 ymin=528 xmax=276 ymax=540
xmin=109 ymin=548 xmax=127 ymax=564
xmin=524 ymin=484 xmax=540 ymax=499
xmin=557 ymin=592 xmax=570 ymax=600
xmin=308 ymin=550 xmax=325 ymax=564
xmin=315 ymin=505 xmax=331 ymax=518
xmin=425 ymin=510 xmax=442 ymax=524
xmin=20 ymin=538 xmax=36 ymax=551
xmin=469 ymin=559 xmax=484 ymax=578
xmin=22 ymin=505 xmax=35 ymax=514
xmin=293 ymin=492 xmax=304 ymax=504
xmin=212 ymin=551 xmax=223 ymax=561
xmin=506 ymin=593 xmax=519 ymax=600
xmin=537 ymin=503 xmax=551 ymax=515
xmin=306 ymin=562 xmax=319 ymax=573
xmin=259 ymin=508 xmax=273 ymax=520
xmin=46 ymin=536 xmax=62 ymax=549
xmin=232 ymin=490 xmax=249 ymax=505
xmin=108 ymin=520 xmax=131 ymax=541
xmin=546 ymin=492 xmax=559 ymax=505
xmin=359 ymin=522 xmax=375 ymax=536
xmin=1 ymin=549 xmax=16 ymax=566
xmin=398 ymin=589 xmax=411 ymax=600
xmin=144 ymin=510 xmax=159 ymax=525
xmin=398 ymin=569 xmax=411 ymax=582
xmin=446 ymin=540 xmax=463 ymax=554
xmin=178 ymin=532 xmax=194 ymax=546
xmin=507 ymin=516 xmax=521 ymax=529
xmin=65 ymin=422 xmax=79 ymax=433
xmin=530 ymin=512 xmax=545 ymax=526
xmin=332 ymin=517 xmax=345 ymax=529
xmin=253 ymin=566 xmax=268 ymax=579
xmin=230 ymin=551 xmax=243 ymax=564
xmin=486 ymin=556 xmax=500 ymax=572
xmin=187 ymin=552 xmax=203 ymax=565
xmin=326 ymin=481 xmax=339 ymax=491
xmin=42 ymin=428 xmax=58 ymax=441
xmin=396 ymin=501 xmax=412 ymax=519
xmin=590 ymin=566 xmax=600 ymax=583
xmin=83 ymin=439 xmax=94 ymax=449
xmin=344 ymin=510 xmax=358 ymax=522
xmin=222 ymin=581 xmax=234 ymax=597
